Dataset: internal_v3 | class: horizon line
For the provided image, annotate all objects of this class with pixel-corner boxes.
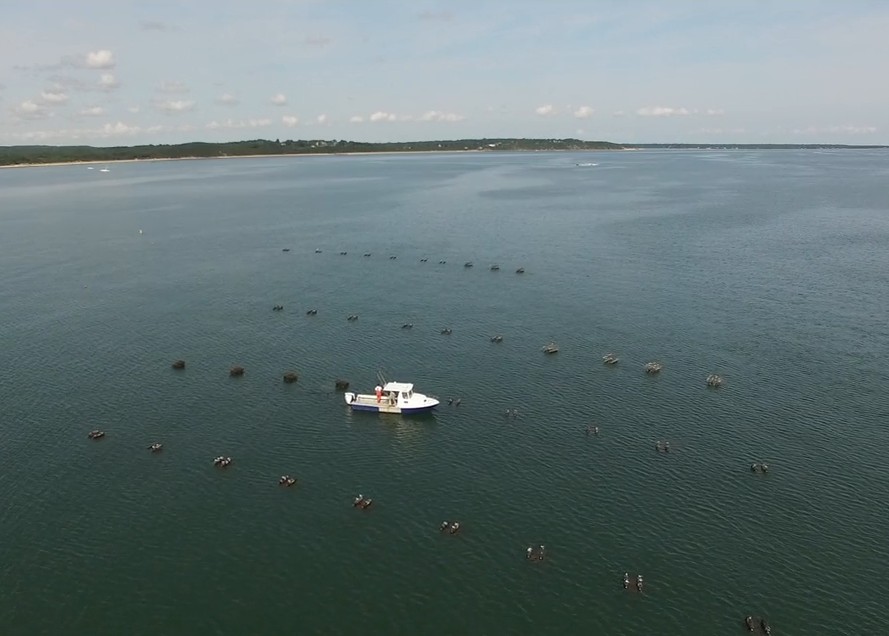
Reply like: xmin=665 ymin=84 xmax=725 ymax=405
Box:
xmin=3 ymin=137 xmax=889 ymax=150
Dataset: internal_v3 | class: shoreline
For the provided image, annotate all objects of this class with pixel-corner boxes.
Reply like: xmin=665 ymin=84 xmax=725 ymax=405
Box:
xmin=6 ymin=142 xmax=881 ymax=170
xmin=0 ymin=148 xmax=629 ymax=170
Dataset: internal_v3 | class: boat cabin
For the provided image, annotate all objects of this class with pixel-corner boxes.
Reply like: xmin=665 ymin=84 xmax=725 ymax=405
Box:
xmin=382 ymin=381 xmax=414 ymax=404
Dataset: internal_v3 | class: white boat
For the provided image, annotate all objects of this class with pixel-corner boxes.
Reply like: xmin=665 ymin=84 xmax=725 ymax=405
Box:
xmin=344 ymin=381 xmax=439 ymax=414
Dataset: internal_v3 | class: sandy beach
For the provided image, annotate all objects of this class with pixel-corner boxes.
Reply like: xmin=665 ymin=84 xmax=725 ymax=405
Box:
xmin=0 ymin=149 xmax=504 ymax=170
xmin=0 ymin=148 xmax=628 ymax=170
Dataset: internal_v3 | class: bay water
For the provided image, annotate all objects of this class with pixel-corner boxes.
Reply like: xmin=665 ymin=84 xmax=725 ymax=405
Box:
xmin=1 ymin=149 xmax=887 ymax=635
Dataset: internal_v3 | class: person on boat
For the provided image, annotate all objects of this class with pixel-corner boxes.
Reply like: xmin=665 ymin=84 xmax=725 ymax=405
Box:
xmin=744 ymin=616 xmax=754 ymax=631
xmin=526 ymin=547 xmax=533 ymax=559
xmin=375 ymin=386 xmax=382 ymax=403
xmin=623 ymin=573 xmax=629 ymax=589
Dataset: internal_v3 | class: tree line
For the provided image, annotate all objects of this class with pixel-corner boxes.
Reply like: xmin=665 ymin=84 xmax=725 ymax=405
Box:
xmin=0 ymin=138 xmax=625 ymax=166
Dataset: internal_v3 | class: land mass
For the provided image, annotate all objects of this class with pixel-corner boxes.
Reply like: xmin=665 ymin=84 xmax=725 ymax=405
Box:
xmin=631 ymin=143 xmax=889 ymax=150
xmin=1 ymin=138 xmax=886 ymax=167
xmin=0 ymin=138 xmax=619 ymax=167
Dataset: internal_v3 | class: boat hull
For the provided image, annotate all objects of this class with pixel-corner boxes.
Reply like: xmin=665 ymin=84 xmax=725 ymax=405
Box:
xmin=349 ymin=403 xmax=437 ymax=414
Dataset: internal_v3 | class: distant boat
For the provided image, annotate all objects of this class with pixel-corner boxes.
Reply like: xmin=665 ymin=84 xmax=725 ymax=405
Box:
xmin=86 ymin=166 xmax=94 ymax=170
xmin=575 ymin=162 xmax=598 ymax=167
xmin=344 ymin=381 xmax=439 ymax=414
xmin=99 ymin=167 xmax=110 ymax=173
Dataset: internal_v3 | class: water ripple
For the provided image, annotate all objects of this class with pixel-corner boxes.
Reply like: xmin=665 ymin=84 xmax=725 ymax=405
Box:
xmin=2 ymin=151 xmax=889 ymax=634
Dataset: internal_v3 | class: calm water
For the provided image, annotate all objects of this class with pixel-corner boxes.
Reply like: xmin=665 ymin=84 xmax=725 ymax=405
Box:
xmin=1 ymin=150 xmax=888 ymax=635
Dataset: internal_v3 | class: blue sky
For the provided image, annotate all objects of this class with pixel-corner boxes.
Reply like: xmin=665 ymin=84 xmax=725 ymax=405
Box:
xmin=1 ymin=0 xmax=887 ymax=145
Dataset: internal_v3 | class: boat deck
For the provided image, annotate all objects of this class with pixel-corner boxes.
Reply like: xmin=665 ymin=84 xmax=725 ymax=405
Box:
xmin=349 ymin=393 xmax=403 ymax=413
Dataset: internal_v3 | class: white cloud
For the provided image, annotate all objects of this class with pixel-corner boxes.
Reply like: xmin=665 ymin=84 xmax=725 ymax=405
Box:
xmin=418 ymin=110 xmax=465 ymax=122
xmin=158 ymin=80 xmax=189 ymax=94
xmin=613 ymin=110 xmax=625 ymax=117
xmin=636 ymin=106 xmax=691 ymax=117
xmin=418 ymin=10 xmax=454 ymax=21
xmin=80 ymin=106 xmax=105 ymax=116
xmin=830 ymin=124 xmax=877 ymax=134
xmin=535 ymin=104 xmax=555 ymax=116
xmin=349 ymin=115 xmax=364 ymax=123
xmin=217 ymin=93 xmax=238 ymax=105
xmin=7 ymin=129 xmax=58 ymax=142
xmin=102 ymin=121 xmax=140 ymax=136
xmin=13 ymin=100 xmax=50 ymax=119
xmin=206 ymin=118 xmax=272 ymax=130
xmin=5 ymin=121 xmax=172 ymax=143
xmin=98 ymin=73 xmax=119 ymax=90
xmin=85 ymin=50 xmax=115 ymax=69
xmin=370 ymin=111 xmax=397 ymax=122
xmin=17 ymin=49 xmax=116 ymax=72
xmin=793 ymin=124 xmax=878 ymax=135
xmin=698 ymin=127 xmax=747 ymax=135
xmin=40 ymin=90 xmax=68 ymax=104
xmin=305 ymin=36 xmax=332 ymax=47
xmin=128 ymin=105 xmax=140 ymax=113
xmin=573 ymin=106 xmax=594 ymax=119
xmin=316 ymin=113 xmax=329 ymax=124
xmin=155 ymin=99 xmax=195 ymax=113
xmin=705 ymin=108 xmax=725 ymax=116
xmin=271 ymin=93 xmax=287 ymax=106
xmin=282 ymin=115 xmax=299 ymax=127
xmin=140 ymin=20 xmax=176 ymax=32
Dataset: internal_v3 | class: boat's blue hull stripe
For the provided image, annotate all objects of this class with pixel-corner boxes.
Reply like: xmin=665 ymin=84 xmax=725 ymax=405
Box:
xmin=348 ymin=405 xmax=436 ymax=414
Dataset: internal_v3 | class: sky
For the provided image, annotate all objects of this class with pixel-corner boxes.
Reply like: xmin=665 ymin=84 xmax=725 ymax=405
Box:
xmin=1 ymin=0 xmax=888 ymax=146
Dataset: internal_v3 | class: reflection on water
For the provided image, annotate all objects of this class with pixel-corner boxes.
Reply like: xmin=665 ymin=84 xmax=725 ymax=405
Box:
xmin=346 ymin=408 xmax=438 ymax=444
